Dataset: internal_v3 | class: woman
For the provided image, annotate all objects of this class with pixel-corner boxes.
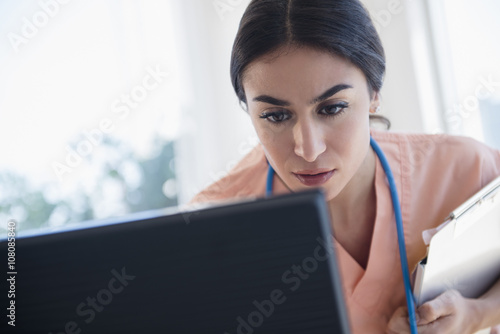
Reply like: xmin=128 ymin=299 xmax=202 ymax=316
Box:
xmin=190 ymin=0 xmax=500 ymax=332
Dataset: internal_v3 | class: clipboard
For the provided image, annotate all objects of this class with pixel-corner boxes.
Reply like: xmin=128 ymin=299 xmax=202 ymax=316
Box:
xmin=413 ymin=176 xmax=500 ymax=310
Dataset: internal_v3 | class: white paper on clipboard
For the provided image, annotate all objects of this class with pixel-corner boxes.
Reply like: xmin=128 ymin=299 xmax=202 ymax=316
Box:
xmin=413 ymin=176 xmax=500 ymax=311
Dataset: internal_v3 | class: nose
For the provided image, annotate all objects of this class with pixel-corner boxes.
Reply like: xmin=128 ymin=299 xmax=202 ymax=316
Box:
xmin=293 ymin=118 xmax=326 ymax=162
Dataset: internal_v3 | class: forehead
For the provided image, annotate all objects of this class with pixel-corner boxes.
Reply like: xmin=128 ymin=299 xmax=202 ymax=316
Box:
xmin=242 ymin=47 xmax=368 ymax=102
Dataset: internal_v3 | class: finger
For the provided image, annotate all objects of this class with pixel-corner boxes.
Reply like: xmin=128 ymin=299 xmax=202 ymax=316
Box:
xmin=417 ymin=290 xmax=461 ymax=325
xmin=491 ymin=324 xmax=500 ymax=334
xmin=387 ymin=306 xmax=411 ymax=334
xmin=415 ymin=314 xmax=455 ymax=334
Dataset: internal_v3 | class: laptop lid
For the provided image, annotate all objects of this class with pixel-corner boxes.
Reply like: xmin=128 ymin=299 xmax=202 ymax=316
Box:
xmin=1 ymin=189 xmax=350 ymax=334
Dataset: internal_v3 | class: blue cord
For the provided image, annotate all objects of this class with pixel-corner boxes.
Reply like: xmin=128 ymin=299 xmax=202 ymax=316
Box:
xmin=370 ymin=137 xmax=418 ymax=334
xmin=266 ymin=163 xmax=274 ymax=197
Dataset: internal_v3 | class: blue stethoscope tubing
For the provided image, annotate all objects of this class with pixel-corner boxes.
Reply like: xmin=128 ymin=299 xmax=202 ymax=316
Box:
xmin=265 ymin=137 xmax=418 ymax=334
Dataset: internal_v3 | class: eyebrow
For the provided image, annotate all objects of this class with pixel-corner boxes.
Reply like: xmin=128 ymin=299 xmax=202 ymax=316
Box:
xmin=252 ymin=84 xmax=353 ymax=107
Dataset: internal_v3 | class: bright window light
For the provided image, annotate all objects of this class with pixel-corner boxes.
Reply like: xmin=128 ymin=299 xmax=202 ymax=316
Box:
xmin=0 ymin=0 xmax=181 ymax=235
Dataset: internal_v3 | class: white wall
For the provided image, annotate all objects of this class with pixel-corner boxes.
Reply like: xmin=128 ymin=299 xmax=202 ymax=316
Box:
xmin=172 ymin=0 xmax=256 ymax=204
xmin=361 ymin=0 xmax=444 ymax=133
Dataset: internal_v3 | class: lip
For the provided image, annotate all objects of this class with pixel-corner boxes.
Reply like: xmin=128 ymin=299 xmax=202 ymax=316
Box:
xmin=293 ymin=169 xmax=335 ymax=186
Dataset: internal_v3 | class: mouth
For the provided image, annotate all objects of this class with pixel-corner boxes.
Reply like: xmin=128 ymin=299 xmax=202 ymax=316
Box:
xmin=293 ymin=169 xmax=335 ymax=186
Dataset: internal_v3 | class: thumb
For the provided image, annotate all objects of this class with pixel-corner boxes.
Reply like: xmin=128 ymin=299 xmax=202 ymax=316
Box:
xmin=416 ymin=290 xmax=460 ymax=325
xmin=491 ymin=324 xmax=500 ymax=334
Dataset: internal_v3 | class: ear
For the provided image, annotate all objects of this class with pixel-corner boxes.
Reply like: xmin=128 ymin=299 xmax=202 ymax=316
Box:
xmin=369 ymin=92 xmax=381 ymax=114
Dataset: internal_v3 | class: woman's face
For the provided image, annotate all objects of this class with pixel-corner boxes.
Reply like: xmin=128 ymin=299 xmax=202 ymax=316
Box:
xmin=242 ymin=47 xmax=379 ymax=200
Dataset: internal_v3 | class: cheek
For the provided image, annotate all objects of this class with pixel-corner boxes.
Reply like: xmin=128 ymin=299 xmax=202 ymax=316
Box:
xmin=323 ymin=108 xmax=370 ymax=164
xmin=339 ymin=111 xmax=371 ymax=163
xmin=256 ymin=127 xmax=289 ymax=160
xmin=251 ymin=120 xmax=292 ymax=169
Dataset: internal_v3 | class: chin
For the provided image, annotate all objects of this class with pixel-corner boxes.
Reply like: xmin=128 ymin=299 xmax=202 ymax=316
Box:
xmin=317 ymin=181 xmax=344 ymax=201
xmin=287 ymin=178 xmax=339 ymax=199
xmin=321 ymin=189 xmax=339 ymax=202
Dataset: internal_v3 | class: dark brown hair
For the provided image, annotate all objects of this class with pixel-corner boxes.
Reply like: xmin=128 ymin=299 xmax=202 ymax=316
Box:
xmin=230 ymin=0 xmax=388 ymax=128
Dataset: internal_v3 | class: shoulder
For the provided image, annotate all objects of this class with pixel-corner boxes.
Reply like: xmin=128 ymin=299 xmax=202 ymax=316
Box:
xmin=372 ymin=130 xmax=500 ymax=187
xmin=188 ymin=144 xmax=269 ymax=205
xmin=372 ymin=130 xmax=500 ymax=260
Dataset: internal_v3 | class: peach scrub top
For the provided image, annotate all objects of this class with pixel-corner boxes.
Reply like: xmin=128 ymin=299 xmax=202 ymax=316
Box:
xmin=189 ymin=130 xmax=500 ymax=333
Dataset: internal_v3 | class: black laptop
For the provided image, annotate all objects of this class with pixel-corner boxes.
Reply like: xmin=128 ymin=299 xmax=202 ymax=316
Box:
xmin=1 ymin=190 xmax=350 ymax=334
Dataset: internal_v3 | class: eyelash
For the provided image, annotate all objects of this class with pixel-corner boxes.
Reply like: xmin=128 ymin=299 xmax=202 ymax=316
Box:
xmin=259 ymin=103 xmax=349 ymax=124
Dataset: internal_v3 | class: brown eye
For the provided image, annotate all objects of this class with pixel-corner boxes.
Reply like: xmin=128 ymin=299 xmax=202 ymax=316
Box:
xmin=319 ymin=103 xmax=348 ymax=116
xmin=259 ymin=111 xmax=291 ymax=124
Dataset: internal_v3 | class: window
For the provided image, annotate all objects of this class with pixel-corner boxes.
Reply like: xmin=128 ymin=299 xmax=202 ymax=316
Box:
xmin=0 ymin=0 xmax=181 ymax=235
xmin=428 ymin=0 xmax=500 ymax=148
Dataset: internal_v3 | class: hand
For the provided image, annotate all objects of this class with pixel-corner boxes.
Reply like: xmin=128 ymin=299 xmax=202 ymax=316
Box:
xmin=387 ymin=290 xmax=481 ymax=334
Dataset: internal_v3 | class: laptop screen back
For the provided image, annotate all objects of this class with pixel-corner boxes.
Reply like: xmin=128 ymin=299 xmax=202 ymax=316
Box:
xmin=1 ymin=190 xmax=350 ymax=334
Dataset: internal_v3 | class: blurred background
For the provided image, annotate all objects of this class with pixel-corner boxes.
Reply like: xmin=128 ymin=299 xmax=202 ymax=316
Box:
xmin=0 ymin=0 xmax=499 ymax=236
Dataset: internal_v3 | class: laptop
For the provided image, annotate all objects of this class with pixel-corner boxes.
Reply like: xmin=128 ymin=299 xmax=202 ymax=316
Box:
xmin=1 ymin=190 xmax=350 ymax=334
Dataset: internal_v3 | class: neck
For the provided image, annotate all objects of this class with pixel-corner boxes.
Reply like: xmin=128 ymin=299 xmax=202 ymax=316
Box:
xmin=328 ymin=146 xmax=376 ymax=229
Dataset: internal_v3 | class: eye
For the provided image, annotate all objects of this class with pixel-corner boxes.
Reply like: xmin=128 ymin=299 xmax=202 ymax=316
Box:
xmin=259 ymin=111 xmax=291 ymax=124
xmin=319 ymin=103 xmax=348 ymax=116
